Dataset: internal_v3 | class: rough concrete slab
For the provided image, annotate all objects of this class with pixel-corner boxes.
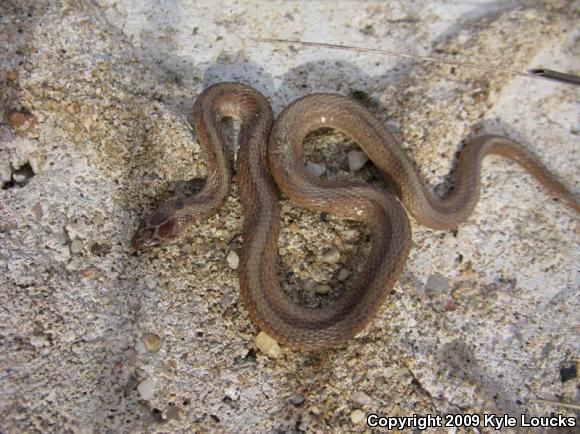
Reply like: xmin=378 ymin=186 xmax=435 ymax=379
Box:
xmin=1 ymin=0 xmax=578 ymax=432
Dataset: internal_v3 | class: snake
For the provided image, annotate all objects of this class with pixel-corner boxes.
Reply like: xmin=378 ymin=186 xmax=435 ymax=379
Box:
xmin=132 ymin=82 xmax=579 ymax=351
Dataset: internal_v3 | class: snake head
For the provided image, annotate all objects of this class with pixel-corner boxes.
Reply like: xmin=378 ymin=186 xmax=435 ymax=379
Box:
xmin=131 ymin=206 xmax=179 ymax=250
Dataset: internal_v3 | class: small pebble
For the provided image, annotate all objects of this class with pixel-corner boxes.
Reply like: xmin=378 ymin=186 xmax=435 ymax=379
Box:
xmin=6 ymin=70 xmax=18 ymax=81
xmin=305 ymin=162 xmax=326 ymax=177
xmin=32 ymin=202 xmax=43 ymax=221
xmin=322 ymin=247 xmax=340 ymax=264
xmin=385 ymin=120 xmax=400 ymax=133
xmin=524 ymin=10 xmax=538 ymax=20
xmin=70 ymin=239 xmax=84 ymax=254
xmin=7 ymin=111 xmax=37 ymax=132
xmin=83 ymin=117 xmax=93 ymax=130
xmin=66 ymin=222 xmax=83 ymax=239
xmin=12 ymin=173 xmax=28 ymax=183
xmin=444 ymin=300 xmax=456 ymax=312
xmin=352 ymin=391 xmax=373 ymax=407
xmin=425 ymin=273 xmax=449 ymax=294
xmin=66 ymin=100 xmax=81 ymax=114
xmin=347 ymin=150 xmax=369 ymax=172
xmin=215 ymin=229 xmax=231 ymax=240
xmin=224 ymin=386 xmax=240 ymax=401
xmin=309 ymin=406 xmax=321 ymax=416
xmin=92 ymin=211 xmax=104 ymax=225
xmin=220 ymin=292 xmax=236 ymax=309
xmin=288 ymin=223 xmax=300 ymax=233
xmin=165 ymin=405 xmax=180 ymax=420
xmin=226 ymin=250 xmax=239 ymax=269
xmin=181 ymin=243 xmax=194 ymax=254
xmin=290 ymin=393 xmax=305 ymax=406
xmin=315 ymin=285 xmax=331 ymax=295
xmin=255 ymin=331 xmax=281 ymax=357
xmin=142 ymin=332 xmax=161 ymax=352
xmin=304 ymin=280 xmax=317 ymax=292
xmin=351 ymin=409 xmax=365 ymax=424
xmin=137 ymin=379 xmax=155 ymax=400
xmin=30 ymin=334 xmax=49 ymax=348
xmin=338 ymin=269 xmax=350 ymax=281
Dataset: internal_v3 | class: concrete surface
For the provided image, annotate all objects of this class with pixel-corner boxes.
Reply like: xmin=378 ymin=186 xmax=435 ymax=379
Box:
xmin=1 ymin=0 xmax=578 ymax=432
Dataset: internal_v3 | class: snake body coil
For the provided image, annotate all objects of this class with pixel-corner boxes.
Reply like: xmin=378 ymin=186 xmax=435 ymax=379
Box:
xmin=132 ymin=82 xmax=579 ymax=351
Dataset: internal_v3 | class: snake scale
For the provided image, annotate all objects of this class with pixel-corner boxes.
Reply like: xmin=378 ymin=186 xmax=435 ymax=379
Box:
xmin=132 ymin=82 xmax=579 ymax=351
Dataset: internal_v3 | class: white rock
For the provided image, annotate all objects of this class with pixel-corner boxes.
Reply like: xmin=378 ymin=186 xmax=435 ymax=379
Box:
xmin=305 ymin=162 xmax=326 ymax=177
xmin=425 ymin=273 xmax=449 ymax=295
xmin=347 ymin=150 xmax=369 ymax=172
xmin=30 ymin=334 xmax=49 ymax=348
xmin=255 ymin=331 xmax=281 ymax=357
xmin=70 ymin=239 xmax=84 ymax=254
xmin=65 ymin=222 xmax=83 ymax=239
xmin=289 ymin=393 xmax=305 ymax=405
xmin=322 ymin=247 xmax=340 ymax=264
xmin=12 ymin=173 xmax=28 ymax=183
xmin=525 ymin=10 xmax=538 ymax=20
xmin=385 ymin=120 xmax=401 ymax=132
xmin=352 ymin=391 xmax=373 ymax=406
xmin=315 ymin=285 xmax=331 ymax=295
xmin=137 ymin=379 xmax=155 ymax=400
xmin=142 ymin=332 xmax=161 ymax=352
xmin=338 ymin=268 xmax=350 ymax=281
xmin=181 ymin=243 xmax=194 ymax=254
xmin=224 ymin=386 xmax=240 ymax=401
xmin=226 ymin=250 xmax=239 ymax=270
xmin=350 ymin=409 xmax=365 ymax=423
xmin=220 ymin=292 xmax=236 ymax=309
xmin=305 ymin=280 xmax=317 ymax=292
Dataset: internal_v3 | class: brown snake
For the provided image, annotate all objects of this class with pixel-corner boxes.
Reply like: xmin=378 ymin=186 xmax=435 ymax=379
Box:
xmin=132 ymin=82 xmax=579 ymax=351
